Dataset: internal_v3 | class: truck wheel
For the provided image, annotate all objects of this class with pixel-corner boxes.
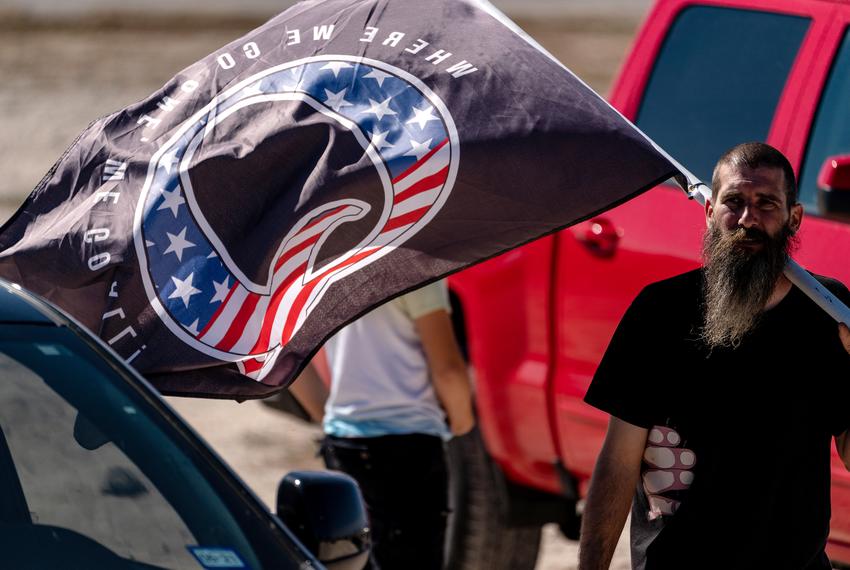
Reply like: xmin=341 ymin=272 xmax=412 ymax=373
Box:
xmin=444 ymin=427 xmax=542 ymax=570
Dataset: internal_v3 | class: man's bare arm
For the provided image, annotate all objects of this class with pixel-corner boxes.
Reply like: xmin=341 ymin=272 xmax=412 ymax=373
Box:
xmin=415 ymin=309 xmax=475 ymax=436
xmin=579 ymin=417 xmax=649 ymax=570
xmin=288 ymin=362 xmax=329 ymax=423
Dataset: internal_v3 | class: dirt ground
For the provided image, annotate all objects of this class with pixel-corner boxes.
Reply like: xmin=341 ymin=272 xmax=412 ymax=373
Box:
xmin=2 ymin=10 xmax=640 ymax=568
xmin=165 ymin=397 xmax=632 ymax=569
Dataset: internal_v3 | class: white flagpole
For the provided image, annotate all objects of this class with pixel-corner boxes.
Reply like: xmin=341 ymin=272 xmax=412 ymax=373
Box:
xmin=688 ymin=183 xmax=850 ymax=325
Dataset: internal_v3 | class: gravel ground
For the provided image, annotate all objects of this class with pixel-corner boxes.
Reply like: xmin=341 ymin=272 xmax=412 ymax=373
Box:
xmin=3 ymin=10 xmax=639 ymax=568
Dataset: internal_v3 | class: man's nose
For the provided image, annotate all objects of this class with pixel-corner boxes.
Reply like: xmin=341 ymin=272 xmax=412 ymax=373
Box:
xmin=738 ymin=205 xmax=760 ymax=228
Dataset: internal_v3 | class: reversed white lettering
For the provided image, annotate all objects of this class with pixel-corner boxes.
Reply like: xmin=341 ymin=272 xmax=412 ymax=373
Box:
xmin=313 ymin=24 xmax=335 ymax=41
xmin=217 ymin=53 xmax=236 ymax=70
xmin=84 ymin=228 xmax=110 ymax=243
xmin=446 ymin=60 xmax=478 ymax=78
xmin=95 ymin=191 xmax=121 ymax=205
xmin=181 ymin=80 xmax=199 ymax=94
xmin=425 ymin=50 xmax=452 ymax=65
xmin=360 ymin=27 xmax=379 ymax=43
xmin=383 ymin=31 xmax=405 ymax=47
xmin=102 ymin=159 xmax=127 ymax=182
xmin=108 ymin=325 xmax=137 ymax=346
xmin=405 ymin=38 xmax=429 ymax=54
xmin=137 ymin=114 xmax=161 ymax=128
xmin=102 ymin=307 xmax=126 ymax=321
xmin=88 ymin=253 xmax=111 ymax=271
xmin=157 ymin=96 xmax=179 ymax=112
xmin=243 ymin=41 xmax=261 ymax=59
xmin=126 ymin=344 xmax=146 ymax=364
xmin=286 ymin=29 xmax=301 ymax=45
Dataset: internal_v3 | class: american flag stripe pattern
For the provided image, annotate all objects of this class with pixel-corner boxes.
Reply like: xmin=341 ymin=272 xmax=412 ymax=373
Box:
xmin=137 ymin=56 xmax=457 ymax=380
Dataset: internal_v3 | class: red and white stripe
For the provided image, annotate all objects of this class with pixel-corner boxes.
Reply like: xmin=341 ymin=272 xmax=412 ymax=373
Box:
xmin=272 ymin=142 xmax=451 ymax=345
xmin=382 ymin=138 xmax=450 ymax=240
xmin=197 ymin=204 xmax=357 ymax=352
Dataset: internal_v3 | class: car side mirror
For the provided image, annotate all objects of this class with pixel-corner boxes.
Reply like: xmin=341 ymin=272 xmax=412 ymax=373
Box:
xmin=73 ymin=412 xmax=110 ymax=451
xmin=817 ymin=154 xmax=850 ymax=222
xmin=276 ymin=470 xmax=370 ymax=570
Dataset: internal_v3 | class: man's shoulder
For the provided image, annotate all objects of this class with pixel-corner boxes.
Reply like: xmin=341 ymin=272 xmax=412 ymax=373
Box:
xmin=637 ymin=268 xmax=703 ymax=302
xmin=615 ymin=269 xmax=702 ymax=326
xmin=397 ymin=280 xmax=450 ymax=320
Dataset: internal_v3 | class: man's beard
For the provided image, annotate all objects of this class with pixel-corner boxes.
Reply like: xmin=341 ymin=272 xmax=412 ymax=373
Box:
xmin=700 ymin=222 xmax=797 ymax=350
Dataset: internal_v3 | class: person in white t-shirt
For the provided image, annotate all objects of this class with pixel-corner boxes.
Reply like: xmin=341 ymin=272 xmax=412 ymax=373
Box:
xmin=291 ymin=279 xmax=475 ymax=570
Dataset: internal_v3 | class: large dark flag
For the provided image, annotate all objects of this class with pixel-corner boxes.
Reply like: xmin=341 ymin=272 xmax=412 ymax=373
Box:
xmin=0 ymin=0 xmax=689 ymax=398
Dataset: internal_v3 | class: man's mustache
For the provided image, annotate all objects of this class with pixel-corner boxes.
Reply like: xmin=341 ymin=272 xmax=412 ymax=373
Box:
xmin=724 ymin=226 xmax=770 ymax=245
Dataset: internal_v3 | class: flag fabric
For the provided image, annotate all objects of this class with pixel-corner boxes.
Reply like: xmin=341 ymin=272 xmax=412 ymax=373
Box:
xmin=0 ymin=0 xmax=684 ymax=398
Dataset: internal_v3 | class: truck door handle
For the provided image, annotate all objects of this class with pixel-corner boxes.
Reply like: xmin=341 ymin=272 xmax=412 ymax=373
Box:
xmin=576 ymin=217 xmax=622 ymax=257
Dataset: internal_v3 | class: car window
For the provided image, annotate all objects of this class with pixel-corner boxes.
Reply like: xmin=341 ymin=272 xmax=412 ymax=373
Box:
xmin=798 ymin=28 xmax=850 ymax=213
xmin=635 ymin=6 xmax=809 ymax=184
xmin=0 ymin=325 xmax=304 ymax=569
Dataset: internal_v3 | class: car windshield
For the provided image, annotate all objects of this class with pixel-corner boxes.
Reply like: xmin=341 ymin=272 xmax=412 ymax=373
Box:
xmin=0 ymin=324 xmax=307 ymax=569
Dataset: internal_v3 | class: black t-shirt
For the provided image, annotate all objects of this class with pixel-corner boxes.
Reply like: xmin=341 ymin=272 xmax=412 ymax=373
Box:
xmin=585 ymin=269 xmax=850 ymax=570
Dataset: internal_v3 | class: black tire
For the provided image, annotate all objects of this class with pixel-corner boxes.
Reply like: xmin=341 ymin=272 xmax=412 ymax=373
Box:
xmin=444 ymin=427 xmax=542 ymax=570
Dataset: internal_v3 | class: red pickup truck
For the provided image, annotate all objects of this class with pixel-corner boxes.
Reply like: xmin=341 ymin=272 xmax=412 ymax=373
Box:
xmin=446 ymin=0 xmax=850 ymax=567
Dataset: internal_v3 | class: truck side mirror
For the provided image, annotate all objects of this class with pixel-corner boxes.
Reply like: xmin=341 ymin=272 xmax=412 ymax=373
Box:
xmin=817 ymin=154 xmax=850 ymax=222
xmin=276 ymin=470 xmax=371 ymax=570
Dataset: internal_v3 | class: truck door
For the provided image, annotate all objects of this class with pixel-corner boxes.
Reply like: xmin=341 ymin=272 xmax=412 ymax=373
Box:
xmin=550 ymin=2 xmax=812 ymax=485
xmin=782 ymin=12 xmax=850 ymax=560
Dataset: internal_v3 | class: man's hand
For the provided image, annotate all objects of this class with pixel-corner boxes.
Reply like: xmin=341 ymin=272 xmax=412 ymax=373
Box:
xmin=288 ymin=362 xmax=329 ymax=423
xmin=839 ymin=323 xmax=850 ymax=355
xmin=642 ymin=426 xmax=696 ymax=520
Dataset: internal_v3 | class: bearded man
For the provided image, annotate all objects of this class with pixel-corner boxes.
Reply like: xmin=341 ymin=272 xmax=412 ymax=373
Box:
xmin=578 ymin=142 xmax=850 ymax=570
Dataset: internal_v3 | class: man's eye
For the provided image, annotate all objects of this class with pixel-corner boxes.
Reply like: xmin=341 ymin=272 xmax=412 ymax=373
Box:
xmin=759 ymin=201 xmax=778 ymax=210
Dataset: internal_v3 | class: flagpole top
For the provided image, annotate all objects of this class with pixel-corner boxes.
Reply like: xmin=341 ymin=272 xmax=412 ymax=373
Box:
xmin=687 ymin=182 xmax=711 ymax=206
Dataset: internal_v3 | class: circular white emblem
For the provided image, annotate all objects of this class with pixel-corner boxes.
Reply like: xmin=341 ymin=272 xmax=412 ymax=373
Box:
xmin=134 ymin=55 xmax=459 ymax=379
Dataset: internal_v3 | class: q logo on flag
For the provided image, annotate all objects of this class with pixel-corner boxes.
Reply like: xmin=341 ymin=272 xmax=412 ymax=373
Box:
xmin=134 ymin=55 xmax=460 ymax=381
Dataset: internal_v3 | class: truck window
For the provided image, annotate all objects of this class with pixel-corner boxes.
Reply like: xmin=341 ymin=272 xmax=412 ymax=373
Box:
xmin=635 ymin=6 xmax=809 ymax=184
xmin=798 ymin=29 xmax=850 ymax=213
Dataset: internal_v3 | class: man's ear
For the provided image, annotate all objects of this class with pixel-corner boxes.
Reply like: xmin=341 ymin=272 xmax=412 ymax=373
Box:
xmin=705 ymin=197 xmax=714 ymax=227
xmin=789 ymin=203 xmax=803 ymax=234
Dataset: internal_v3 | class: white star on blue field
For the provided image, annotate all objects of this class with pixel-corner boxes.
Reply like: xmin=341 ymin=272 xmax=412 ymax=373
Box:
xmin=142 ymin=59 xmax=450 ymax=337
